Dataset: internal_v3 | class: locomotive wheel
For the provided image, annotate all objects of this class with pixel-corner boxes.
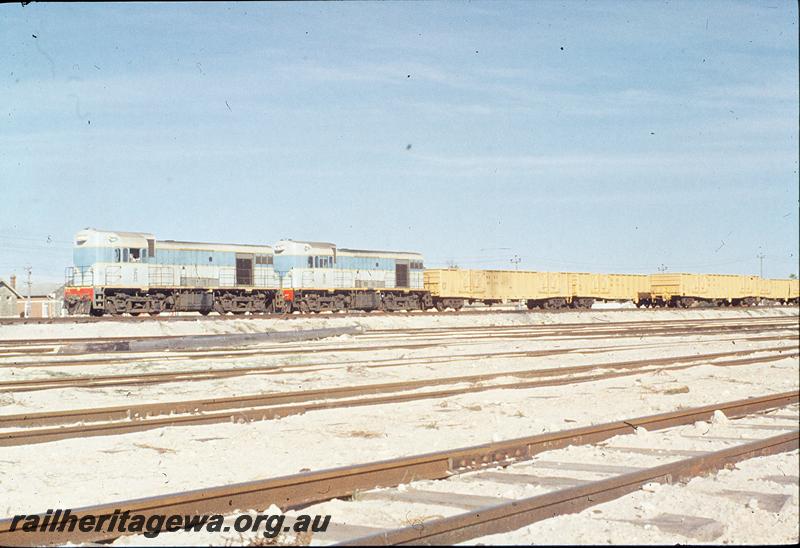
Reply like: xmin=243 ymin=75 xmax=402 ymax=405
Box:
xmin=435 ymin=301 xmax=446 ymax=312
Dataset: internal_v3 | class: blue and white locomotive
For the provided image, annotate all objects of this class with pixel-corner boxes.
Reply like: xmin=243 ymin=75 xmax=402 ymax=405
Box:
xmin=272 ymin=239 xmax=425 ymax=313
xmin=64 ymin=228 xmax=430 ymax=315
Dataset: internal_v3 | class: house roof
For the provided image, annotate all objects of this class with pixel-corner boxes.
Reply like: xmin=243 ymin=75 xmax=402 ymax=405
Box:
xmin=25 ymin=283 xmax=64 ymax=298
xmin=0 ymin=280 xmax=23 ymax=299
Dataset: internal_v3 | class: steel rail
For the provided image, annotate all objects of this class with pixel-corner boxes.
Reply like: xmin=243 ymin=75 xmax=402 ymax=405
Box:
xmin=0 ymin=392 xmax=796 ymax=546
xmin=1 ymin=349 xmax=795 ymax=446
xmin=3 ymin=319 xmax=795 ymax=371
xmin=1 ymin=304 xmax=795 ymax=326
xmin=367 ymin=314 xmax=798 ymax=335
xmin=3 ymin=334 xmax=794 ymax=393
xmin=0 ymin=307 xmax=581 ymax=326
xmin=340 ymin=430 xmax=800 ymax=546
xmin=0 ymin=313 xmax=794 ymax=349
xmin=2 ymin=345 xmax=792 ymax=427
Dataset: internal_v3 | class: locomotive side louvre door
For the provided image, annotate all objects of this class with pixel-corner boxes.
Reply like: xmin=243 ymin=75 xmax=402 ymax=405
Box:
xmin=235 ymin=253 xmax=254 ymax=286
xmin=395 ymin=260 xmax=409 ymax=288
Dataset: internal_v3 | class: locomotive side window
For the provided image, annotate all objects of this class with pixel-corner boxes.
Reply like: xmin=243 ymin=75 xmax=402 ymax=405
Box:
xmin=128 ymin=248 xmax=141 ymax=262
xmin=308 ymin=257 xmax=313 ymax=268
xmin=114 ymin=248 xmax=121 ymax=262
xmin=123 ymin=248 xmax=129 ymax=262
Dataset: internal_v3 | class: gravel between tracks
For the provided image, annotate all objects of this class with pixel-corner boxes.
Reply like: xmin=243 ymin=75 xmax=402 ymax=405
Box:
xmin=105 ymin=407 xmax=800 ymax=546
xmin=0 ymin=357 xmax=796 ymax=515
xmin=1 ymin=305 xmax=796 ymax=341
xmin=0 ymin=307 xmax=796 ymax=543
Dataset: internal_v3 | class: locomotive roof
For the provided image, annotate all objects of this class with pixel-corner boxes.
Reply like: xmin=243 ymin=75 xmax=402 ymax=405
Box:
xmin=278 ymin=239 xmax=337 ymax=248
xmin=160 ymin=240 xmax=273 ymax=251
xmin=339 ymin=248 xmax=422 ymax=257
xmin=277 ymin=239 xmax=421 ymax=256
xmin=77 ymin=228 xmax=155 ymax=240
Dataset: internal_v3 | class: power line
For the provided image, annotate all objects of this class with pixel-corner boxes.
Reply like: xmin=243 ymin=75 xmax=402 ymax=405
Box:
xmin=0 ymin=236 xmax=72 ymax=245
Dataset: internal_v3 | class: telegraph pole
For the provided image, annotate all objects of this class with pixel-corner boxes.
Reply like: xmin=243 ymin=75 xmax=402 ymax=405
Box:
xmin=757 ymin=251 xmax=765 ymax=278
xmin=657 ymin=264 xmax=668 ymax=273
xmin=24 ymin=266 xmax=32 ymax=318
xmin=510 ymin=255 xmax=521 ymax=270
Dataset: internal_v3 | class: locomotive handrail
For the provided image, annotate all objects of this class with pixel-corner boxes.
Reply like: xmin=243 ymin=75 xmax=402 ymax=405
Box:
xmin=64 ymin=266 xmax=94 ymax=287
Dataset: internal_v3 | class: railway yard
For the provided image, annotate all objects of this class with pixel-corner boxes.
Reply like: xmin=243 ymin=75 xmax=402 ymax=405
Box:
xmin=0 ymin=305 xmax=797 ymax=545
xmin=4 ymin=0 xmax=798 ymax=545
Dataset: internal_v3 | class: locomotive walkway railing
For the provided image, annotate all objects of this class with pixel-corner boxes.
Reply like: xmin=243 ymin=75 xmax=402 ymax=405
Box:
xmin=64 ymin=266 xmax=94 ymax=287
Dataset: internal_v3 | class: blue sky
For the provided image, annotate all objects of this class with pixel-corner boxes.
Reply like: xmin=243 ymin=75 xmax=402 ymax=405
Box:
xmin=1 ymin=1 xmax=798 ymax=283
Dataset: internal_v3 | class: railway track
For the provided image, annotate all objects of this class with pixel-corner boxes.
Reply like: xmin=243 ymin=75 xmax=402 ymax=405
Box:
xmin=2 ymin=316 xmax=796 ymax=368
xmin=0 ymin=307 xmax=550 ymax=326
xmin=1 ymin=392 xmax=795 ymax=546
xmin=1 ymin=313 xmax=796 ymax=349
xmin=1 ymin=346 xmax=795 ymax=446
xmin=338 ymin=412 xmax=799 ymax=545
xmin=1 ymin=303 xmax=795 ymax=326
xmin=1 ymin=332 xmax=796 ymax=394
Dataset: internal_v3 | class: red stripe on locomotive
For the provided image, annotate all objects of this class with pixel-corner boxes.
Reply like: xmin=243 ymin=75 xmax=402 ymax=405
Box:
xmin=64 ymin=287 xmax=94 ymax=299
